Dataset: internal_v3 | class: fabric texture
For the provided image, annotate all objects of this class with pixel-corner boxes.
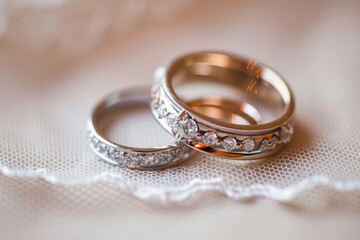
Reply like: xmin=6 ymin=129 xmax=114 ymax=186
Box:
xmin=1 ymin=1 xmax=360 ymax=239
xmin=0 ymin=0 xmax=359 ymax=205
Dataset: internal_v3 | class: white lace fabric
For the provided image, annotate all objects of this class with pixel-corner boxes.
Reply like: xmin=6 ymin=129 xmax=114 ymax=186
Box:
xmin=0 ymin=0 xmax=360 ymax=205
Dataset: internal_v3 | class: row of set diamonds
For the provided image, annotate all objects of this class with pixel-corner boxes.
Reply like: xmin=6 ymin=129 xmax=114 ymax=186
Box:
xmin=87 ymin=130 xmax=189 ymax=169
xmin=154 ymin=98 xmax=293 ymax=153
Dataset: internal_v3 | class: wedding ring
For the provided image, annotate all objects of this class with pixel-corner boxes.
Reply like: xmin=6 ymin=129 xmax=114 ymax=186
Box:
xmin=87 ymin=87 xmax=192 ymax=170
xmin=151 ymin=52 xmax=295 ymax=160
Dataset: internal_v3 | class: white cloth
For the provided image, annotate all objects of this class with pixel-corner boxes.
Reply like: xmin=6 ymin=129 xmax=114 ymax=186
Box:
xmin=0 ymin=0 xmax=359 ymax=239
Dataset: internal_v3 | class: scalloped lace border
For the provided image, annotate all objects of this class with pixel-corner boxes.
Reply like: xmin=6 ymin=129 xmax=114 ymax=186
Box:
xmin=1 ymin=163 xmax=360 ymax=203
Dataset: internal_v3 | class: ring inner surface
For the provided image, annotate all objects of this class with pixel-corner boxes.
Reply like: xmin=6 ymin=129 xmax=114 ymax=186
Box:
xmin=172 ymin=63 xmax=285 ymax=125
xmin=187 ymin=97 xmax=260 ymax=125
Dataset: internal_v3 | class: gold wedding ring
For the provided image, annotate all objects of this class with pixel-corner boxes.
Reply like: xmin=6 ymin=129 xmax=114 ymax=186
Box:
xmin=151 ymin=52 xmax=295 ymax=160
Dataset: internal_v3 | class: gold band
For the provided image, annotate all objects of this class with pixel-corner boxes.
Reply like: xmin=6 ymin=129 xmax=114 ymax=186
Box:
xmin=151 ymin=52 xmax=295 ymax=160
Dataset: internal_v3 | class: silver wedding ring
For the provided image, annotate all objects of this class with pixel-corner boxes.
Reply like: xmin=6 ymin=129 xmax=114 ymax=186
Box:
xmin=87 ymin=88 xmax=192 ymax=170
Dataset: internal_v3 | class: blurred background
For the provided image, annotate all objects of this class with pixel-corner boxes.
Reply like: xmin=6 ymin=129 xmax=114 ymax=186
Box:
xmin=0 ymin=0 xmax=360 ymax=239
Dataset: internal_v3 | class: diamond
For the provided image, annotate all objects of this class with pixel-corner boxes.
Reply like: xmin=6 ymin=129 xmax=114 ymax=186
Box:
xmin=138 ymin=154 xmax=150 ymax=166
xmin=126 ymin=161 xmax=137 ymax=169
xmin=203 ymin=132 xmax=218 ymax=145
xmin=105 ymin=146 xmax=115 ymax=157
xmin=156 ymin=104 xmax=167 ymax=118
xmin=287 ymin=122 xmax=294 ymax=134
xmin=91 ymin=137 xmax=99 ymax=147
xmin=169 ymin=149 xmax=178 ymax=161
xmin=154 ymin=152 xmax=169 ymax=164
xmin=97 ymin=143 xmax=107 ymax=154
xmin=280 ymin=130 xmax=292 ymax=144
xmin=125 ymin=154 xmax=142 ymax=169
xmin=178 ymin=118 xmax=198 ymax=139
xmin=222 ymin=137 xmax=237 ymax=151
xmin=110 ymin=150 xmax=124 ymax=161
xmin=166 ymin=113 xmax=178 ymax=129
xmin=242 ymin=138 xmax=255 ymax=152
xmin=269 ymin=135 xmax=280 ymax=149
xmin=289 ymin=127 xmax=294 ymax=134
xmin=259 ymin=138 xmax=270 ymax=151
xmin=175 ymin=148 xmax=183 ymax=159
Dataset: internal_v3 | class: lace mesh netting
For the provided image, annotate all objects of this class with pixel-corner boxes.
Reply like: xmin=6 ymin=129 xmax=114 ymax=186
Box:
xmin=0 ymin=0 xmax=360 ymax=204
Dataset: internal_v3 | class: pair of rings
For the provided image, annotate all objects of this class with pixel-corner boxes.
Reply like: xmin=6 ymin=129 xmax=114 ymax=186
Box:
xmin=87 ymin=52 xmax=295 ymax=170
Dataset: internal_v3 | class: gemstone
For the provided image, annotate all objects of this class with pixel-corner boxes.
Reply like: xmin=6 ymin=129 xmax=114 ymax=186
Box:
xmin=91 ymin=137 xmax=99 ymax=147
xmin=166 ymin=113 xmax=178 ymax=129
xmin=178 ymin=118 xmax=198 ymax=139
xmin=289 ymin=127 xmax=294 ymax=134
xmin=203 ymin=131 xmax=218 ymax=145
xmin=287 ymin=122 xmax=294 ymax=134
xmin=242 ymin=138 xmax=255 ymax=152
xmin=280 ymin=130 xmax=292 ymax=144
xmin=126 ymin=161 xmax=137 ymax=169
xmin=156 ymin=104 xmax=167 ymax=118
xmin=106 ymin=147 xmax=115 ymax=156
xmin=98 ymin=143 xmax=107 ymax=154
xmin=222 ymin=137 xmax=237 ymax=151
xmin=110 ymin=150 xmax=124 ymax=161
xmin=269 ymin=135 xmax=280 ymax=149
xmin=259 ymin=138 xmax=270 ymax=151
xmin=125 ymin=154 xmax=141 ymax=169
xmin=142 ymin=154 xmax=155 ymax=166
xmin=155 ymin=152 xmax=169 ymax=164
xmin=175 ymin=148 xmax=183 ymax=158
xmin=167 ymin=151 xmax=176 ymax=162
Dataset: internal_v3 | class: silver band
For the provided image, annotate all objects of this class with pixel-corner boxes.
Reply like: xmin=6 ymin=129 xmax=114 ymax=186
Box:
xmin=151 ymin=52 xmax=295 ymax=160
xmin=87 ymin=88 xmax=192 ymax=170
